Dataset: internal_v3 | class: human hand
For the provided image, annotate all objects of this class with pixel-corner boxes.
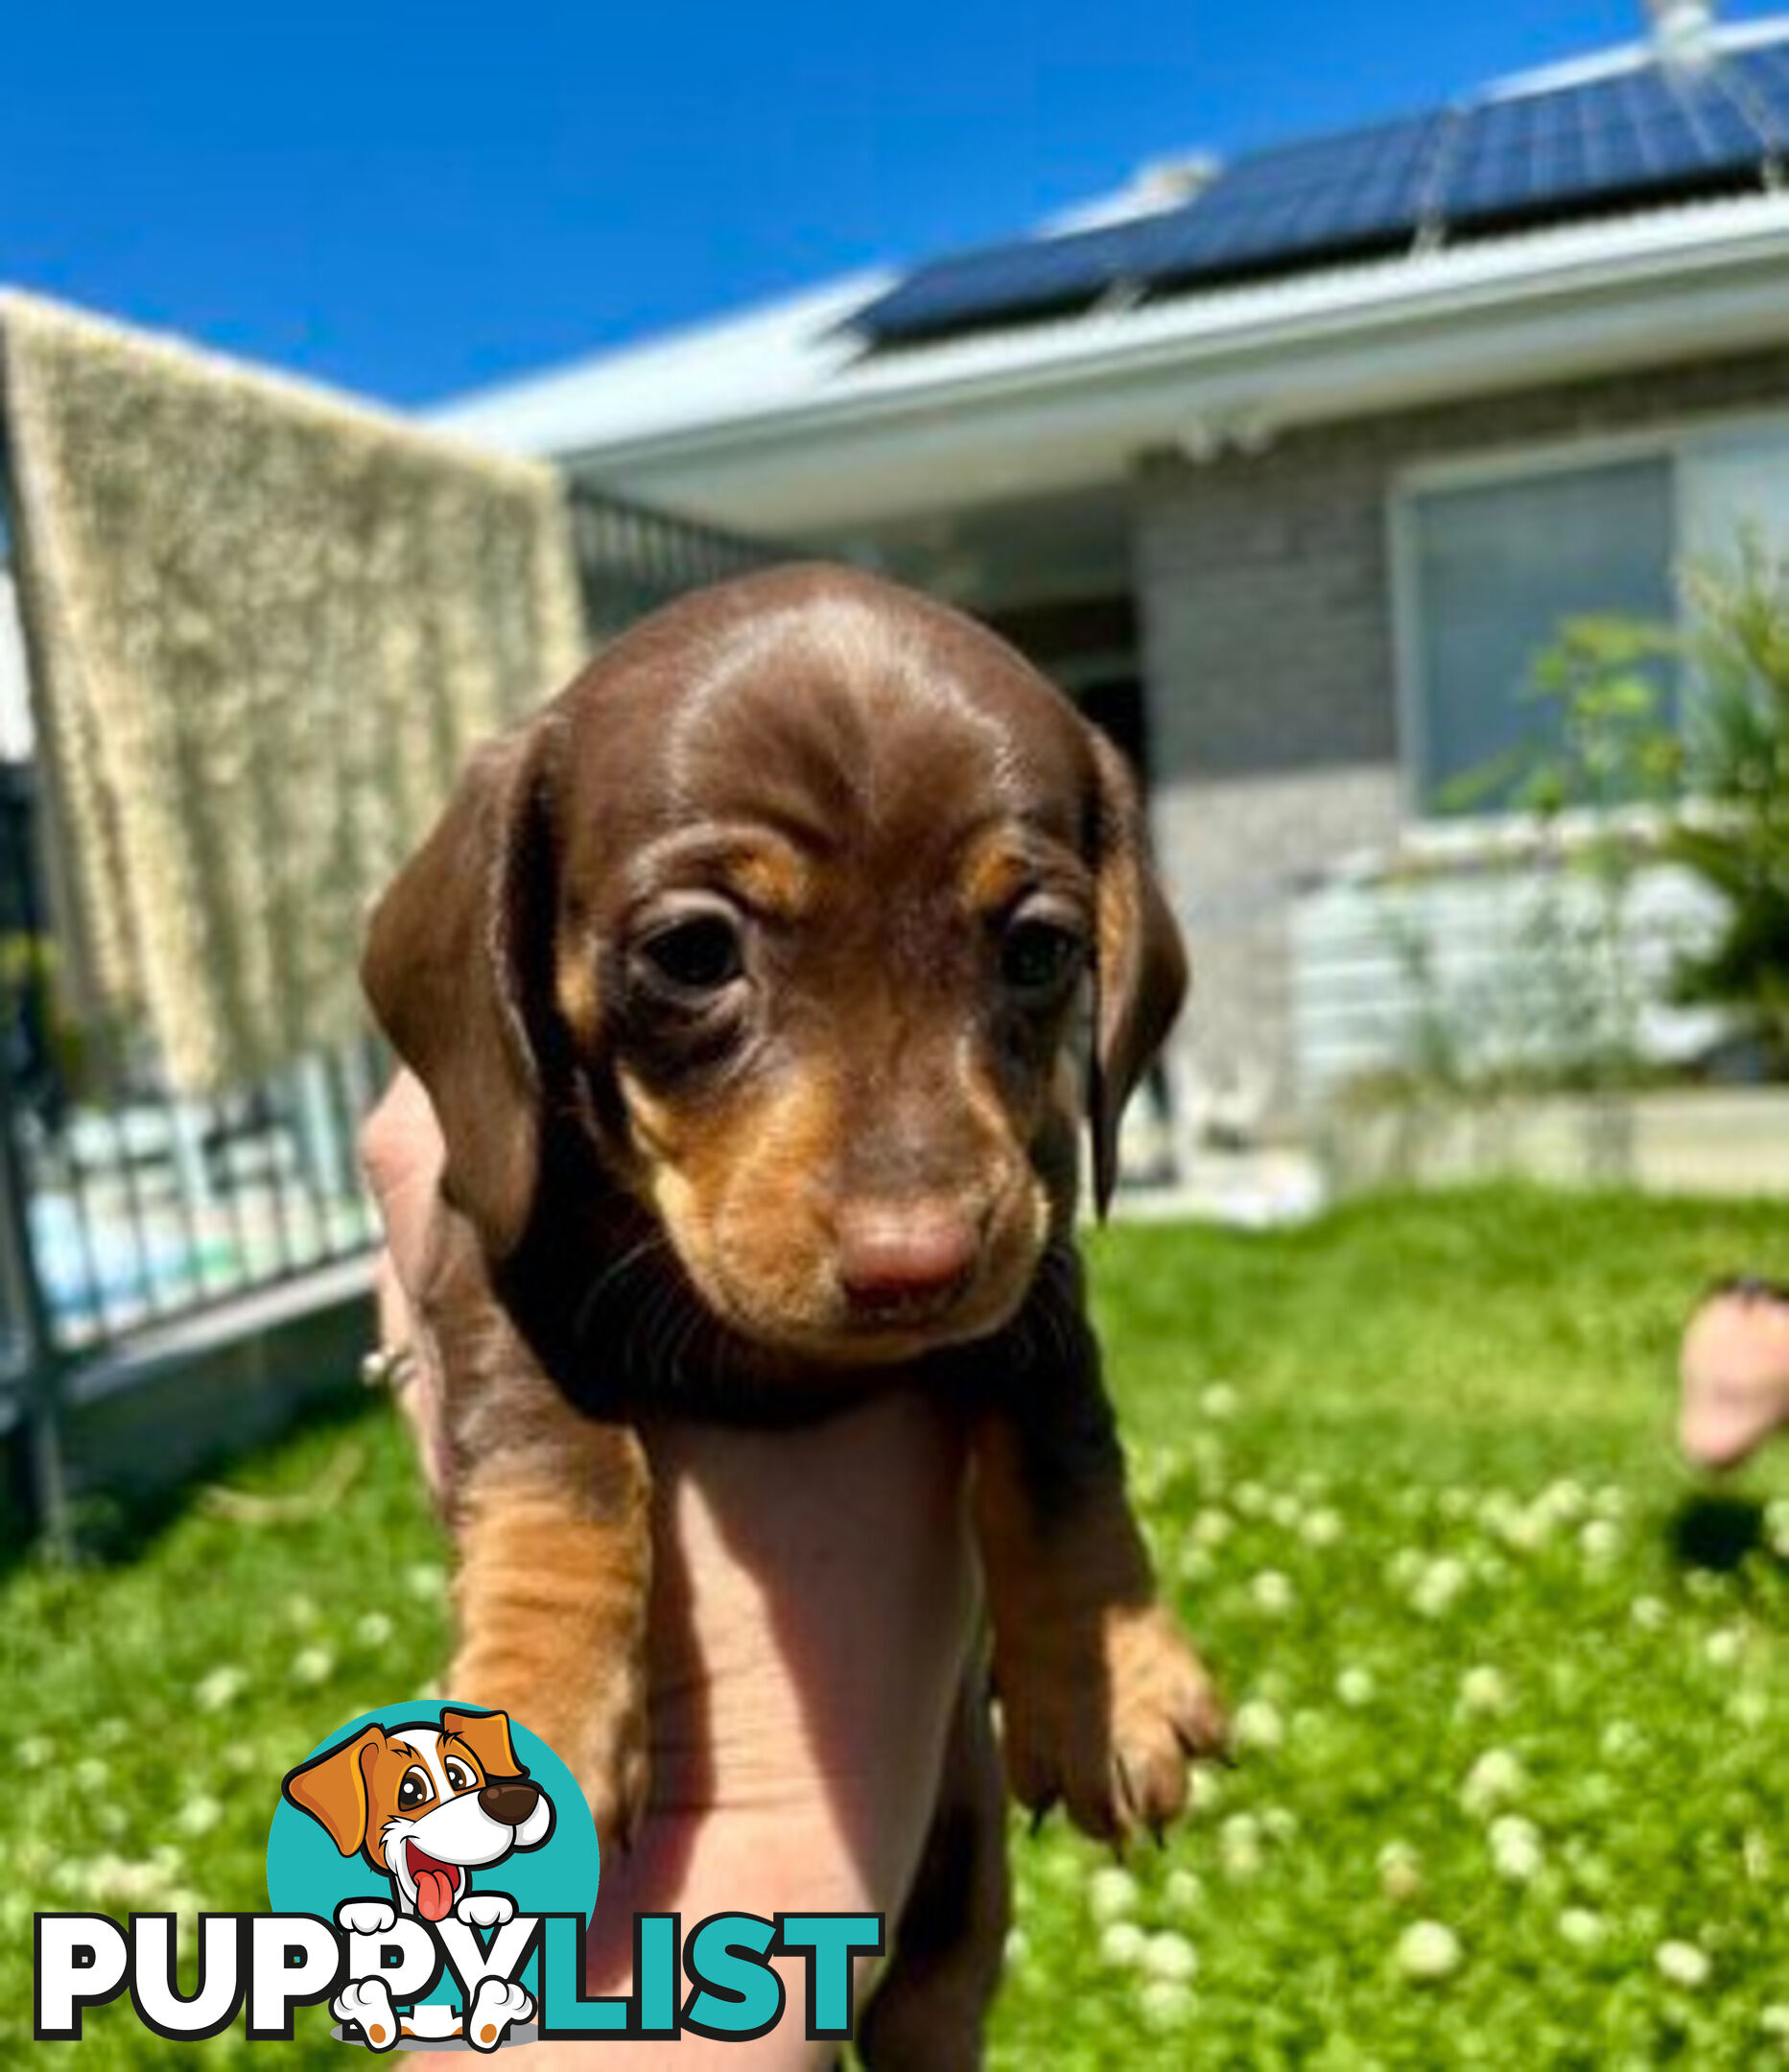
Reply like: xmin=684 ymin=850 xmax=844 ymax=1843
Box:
xmin=360 ymin=1072 xmax=980 ymax=2067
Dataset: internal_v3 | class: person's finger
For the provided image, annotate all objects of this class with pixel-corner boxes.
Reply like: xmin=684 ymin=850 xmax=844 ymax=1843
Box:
xmin=359 ymin=1070 xmax=445 ymax=1301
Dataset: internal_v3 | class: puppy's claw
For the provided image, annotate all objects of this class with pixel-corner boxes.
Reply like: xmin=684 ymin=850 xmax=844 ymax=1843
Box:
xmin=996 ymin=1604 xmax=1222 ymax=1847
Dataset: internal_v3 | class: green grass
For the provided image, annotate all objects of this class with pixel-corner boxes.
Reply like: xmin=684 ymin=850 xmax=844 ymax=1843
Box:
xmin=4 ymin=1186 xmax=1788 ymax=2066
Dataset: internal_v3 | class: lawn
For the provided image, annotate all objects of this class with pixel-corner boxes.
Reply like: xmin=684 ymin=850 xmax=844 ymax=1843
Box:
xmin=3 ymin=1185 xmax=1787 ymax=2066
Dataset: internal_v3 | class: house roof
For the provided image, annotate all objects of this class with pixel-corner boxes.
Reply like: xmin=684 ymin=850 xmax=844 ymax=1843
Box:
xmin=432 ymin=13 xmax=1789 ymax=534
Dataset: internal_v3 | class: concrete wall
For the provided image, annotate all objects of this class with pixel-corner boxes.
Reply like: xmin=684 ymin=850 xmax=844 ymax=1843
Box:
xmin=1132 ymin=343 xmax=1789 ymax=1125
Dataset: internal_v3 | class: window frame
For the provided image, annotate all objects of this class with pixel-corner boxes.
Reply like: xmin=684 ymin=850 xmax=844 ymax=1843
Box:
xmin=1388 ymin=404 xmax=1789 ymax=826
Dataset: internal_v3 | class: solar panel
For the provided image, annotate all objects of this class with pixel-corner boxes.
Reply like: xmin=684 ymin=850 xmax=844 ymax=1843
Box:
xmin=859 ymin=112 xmax=1452 ymax=343
xmin=850 ymin=37 xmax=1788 ymax=348
xmin=1441 ymin=61 xmax=1765 ymax=224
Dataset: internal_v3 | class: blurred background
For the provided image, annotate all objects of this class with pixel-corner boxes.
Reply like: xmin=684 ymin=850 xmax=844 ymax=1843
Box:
xmin=2 ymin=2 xmax=1788 ymax=2063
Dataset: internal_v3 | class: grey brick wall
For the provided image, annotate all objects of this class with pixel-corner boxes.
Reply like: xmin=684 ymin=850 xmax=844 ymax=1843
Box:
xmin=1133 ymin=344 xmax=1789 ymax=1126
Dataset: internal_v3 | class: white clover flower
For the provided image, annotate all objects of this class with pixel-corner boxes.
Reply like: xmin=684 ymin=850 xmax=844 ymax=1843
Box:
xmin=1396 ymin=1920 xmax=1461 ymax=1983
xmin=97 ymin=1805 xmax=128 ymax=1838
xmin=1098 ymin=1920 xmax=1147 ymax=1966
xmin=1579 ymin=1519 xmax=1621 ymax=1562
xmin=74 ymin=1756 xmax=109 ymax=1793
xmin=1251 ymin=1570 xmax=1295 ymax=1617
xmin=1412 ymin=1557 xmax=1470 ymax=1619
xmin=1592 ymin=1483 xmax=1628 ymax=1519
xmin=1199 ymin=1383 xmax=1238 ymax=1421
xmin=1377 ymin=1840 xmax=1423 ymax=1903
xmin=1759 ymin=2003 xmax=1789 ymax=2040
xmin=1219 ymin=1811 xmax=1266 ymax=1878
xmin=1188 ymin=1766 xmax=1225 ymax=1816
xmin=1539 ymin=1478 xmax=1588 ymax=1523
xmin=95 ymin=1718 xmax=129 ymax=1748
xmin=1190 ymin=1508 xmax=1234 ymax=1547
xmin=1233 ymin=1699 xmax=1284 ymax=1754
xmin=1163 ymin=1868 xmax=1203 ymax=1913
xmin=195 ymin=1665 xmax=247 ymax=1712
xmin=406 ymin=1563 xmax=447 ymax=1602
xmin=1598 ymin=1727 xmax=1639 ymax=1773
xmin=1139 ymin=1978 xmax=1195 ymax=2029
xmin=1559 ymin=1907 xmax=1606 ymax=1950
xmin=1176 ymin=1546 xmax=1215 ymax=1586
xmin=1142 ymin=1930 xmax=1198 ymax=1982
xmin=1386 ymin=1548 xmax=1426 ymax=1590
xmin=1461 ymin=1748 xmax=1527 ymax=1819
xmin=1501 ymin=1507 xmax=1552 ymax=1554
xmin=1233 ymin=1481 xmax=1269 ymax=1518
xmin=1489 ymin=1815 xmax=1544 ymax=1883
xmin=16 ymin=1735 xmax=54 ymax=1770
xmin=1729 ymin=1688 xmax=1769 ymax=1731
xmin=1705 ymin=1628 xmax=1745 ymax=1669
xmin=355 ymin=1611 xmax=395 ymax=1649
xmin=1629 ymin=1596 xmax=1667 ymax=1633
xmin=1087 ymin=1866 xmax=1139 ymax=1922
xmin=176 ymin=1794 xmax=223 ymax=1839
xmin=291 ymin=1645 xmax=336 ymax=1687
xmin=1300 ymin=1508 xmax=1344 ymax=1548
xmin=1335 ymin=1667 xmax=1376 ymax=1708
xmin=1655 ymin=1940 xmax=1710 ymax=1989
xmin=1458 ymin=1665 xmax=1512 ymax=1717
xmin=1765 ymin=1498 xmax=1789 ymax=1562
xmin=284 ymin=1592 xmax=319 ymax=1629
xmin=1262 ymin=1806 xmax=1299 ymax=1844
xmin=1268 ymin=1495 xmax=1302 ymax=1530
xmin=1002 ymin=1927 xmax=1029 ymax=1967
xmin=1438 ymin=1488 xmax=1474 ymax=1521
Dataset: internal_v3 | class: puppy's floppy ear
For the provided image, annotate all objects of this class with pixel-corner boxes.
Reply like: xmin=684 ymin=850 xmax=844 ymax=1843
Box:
xmin=1085 ymin=725 xmax=1188 ymax=1219
xmin=362 ymin=725 xmax=557 ymax=1258
xmin=440 ymin=1706 xmax=527 ymax=1780
xmin=282 ymin=1727 xmax=384 ymax=1857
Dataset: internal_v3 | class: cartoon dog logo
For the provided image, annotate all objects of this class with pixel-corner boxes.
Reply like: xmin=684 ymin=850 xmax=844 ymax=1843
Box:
xmin=282 ymin=1707 xmax=553 ymax=2048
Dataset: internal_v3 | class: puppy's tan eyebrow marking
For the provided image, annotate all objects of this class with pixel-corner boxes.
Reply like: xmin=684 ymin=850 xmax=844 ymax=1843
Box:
xmin=958 ymin=828 xmax=1092 ymax=917
xmin=630 ymin=826 xmax=815 ymax=920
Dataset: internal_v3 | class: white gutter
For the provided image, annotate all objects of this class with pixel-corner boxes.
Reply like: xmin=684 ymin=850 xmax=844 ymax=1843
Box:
xmin=539 ymin=192 xmax=1789 ymax=533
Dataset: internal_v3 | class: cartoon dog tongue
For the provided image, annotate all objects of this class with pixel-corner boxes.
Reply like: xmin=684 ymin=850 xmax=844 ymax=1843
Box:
xmin=408 ymin=1845 xmax=459 ymax=1922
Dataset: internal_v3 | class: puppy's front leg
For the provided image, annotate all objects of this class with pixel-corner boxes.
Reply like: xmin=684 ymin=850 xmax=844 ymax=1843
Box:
xmin=974 ymin=1259 xmax=1225 ymax=1843
xmin=428 ymin=1223 xmax=651 ymax=1853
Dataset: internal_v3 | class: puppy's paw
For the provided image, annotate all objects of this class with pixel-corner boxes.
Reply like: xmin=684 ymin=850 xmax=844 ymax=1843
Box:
xmin=464 ymin=1976 xmax=533 ymax=2052
xmin=332 ymin=1976 xmax=400 ymax=2052
xmin=455 ymin=1891 xmax=516 ymax=1929
xmin=335 ymin=1898 xmax=398 ymax=1938
xmin=997 ymin=1604 xmax=1225 ymax=1844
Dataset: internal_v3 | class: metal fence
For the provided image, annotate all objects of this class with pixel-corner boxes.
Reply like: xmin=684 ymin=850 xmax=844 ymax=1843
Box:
xmin=0 ymin=471 xmax=783 ymax=1533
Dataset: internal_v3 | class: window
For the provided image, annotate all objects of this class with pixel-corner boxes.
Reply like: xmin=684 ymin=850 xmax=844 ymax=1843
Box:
xmin=1402 ymin=419 xmax=1789 ymax=817
xmin=1405 ymin=458 xmax=1675 ymax=812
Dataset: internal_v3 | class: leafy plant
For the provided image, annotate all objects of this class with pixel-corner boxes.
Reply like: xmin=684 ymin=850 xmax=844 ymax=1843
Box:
xmin=1669 ymin=536 xmax=1789 ymax=1071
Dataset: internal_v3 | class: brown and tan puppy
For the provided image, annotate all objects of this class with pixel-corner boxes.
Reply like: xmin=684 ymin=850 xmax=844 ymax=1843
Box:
xmin=362 ymin=563 xmax=1224 ymax=2063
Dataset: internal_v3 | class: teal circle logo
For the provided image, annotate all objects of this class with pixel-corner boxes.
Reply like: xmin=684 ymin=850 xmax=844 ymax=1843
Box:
xmin=267 ymin=1700 xmax=599 ymax=2050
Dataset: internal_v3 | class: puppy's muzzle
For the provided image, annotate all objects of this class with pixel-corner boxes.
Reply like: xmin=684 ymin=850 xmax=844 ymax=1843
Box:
xmin=836 ymin=1199 xmax=980 ymax=1323
xmin=478 ymin=1778 xmax=542 ymax=1825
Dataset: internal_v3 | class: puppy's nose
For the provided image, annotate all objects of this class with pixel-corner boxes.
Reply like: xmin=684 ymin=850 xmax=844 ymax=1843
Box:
xmin=836 ymin=1201 xmax=979 ymax=1316
xmin=478 ymin=1779 xmax=540 ymax=1825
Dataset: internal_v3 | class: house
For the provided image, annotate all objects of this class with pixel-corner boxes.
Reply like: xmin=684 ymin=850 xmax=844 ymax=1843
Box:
xmin=435 ymin=0 xmax=1789 ymax=1130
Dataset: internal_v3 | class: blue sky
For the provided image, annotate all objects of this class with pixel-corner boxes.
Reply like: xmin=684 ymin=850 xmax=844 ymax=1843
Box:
xmin=3 ymin=1 xmax=1783 ymax=408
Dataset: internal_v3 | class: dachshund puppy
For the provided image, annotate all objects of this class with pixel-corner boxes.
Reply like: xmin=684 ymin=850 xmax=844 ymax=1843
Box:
xmin=362 ymin=563 xmax=1224 ymax=2062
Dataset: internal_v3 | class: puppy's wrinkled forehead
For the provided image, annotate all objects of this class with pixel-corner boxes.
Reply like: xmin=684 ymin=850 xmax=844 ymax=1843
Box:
xmin=554 ymin=578 xmax=1093 ymax=896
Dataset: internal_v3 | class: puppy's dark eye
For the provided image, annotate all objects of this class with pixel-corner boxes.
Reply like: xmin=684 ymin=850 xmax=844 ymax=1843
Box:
xmin=397 ymin=1768 xmax=432 ymax=1812
xmin=443 ymin=1759 xmax=474 ymax=1793
xmin=1000 ymin=916 xmax=1086 ymax=999
xmin=638 ymin=913 xmax=744 ymax=994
